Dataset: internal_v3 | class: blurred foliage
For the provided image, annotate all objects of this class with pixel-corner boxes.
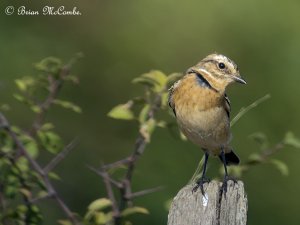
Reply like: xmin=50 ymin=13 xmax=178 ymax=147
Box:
xmin=107 ymin=70 xmax=182 ymax=143
xmin=226 ymin=130 xmax=300 ymax=178
xmin=0 ymin=56 xmax=82 ymax=224
xmin=190 ymin=95 xmax=300 ymax=183
xmin=1 ymin=57 xmax=300 ymax=224
xmin=2 ymin=0 xmax=300 ymax=224
xmin=0 ymin=60 xmax=183 ymax=225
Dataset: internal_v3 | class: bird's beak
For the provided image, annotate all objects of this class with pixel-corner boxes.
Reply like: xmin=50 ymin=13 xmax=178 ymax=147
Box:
xmin=232 ymin=75 xmax=247 ymax=84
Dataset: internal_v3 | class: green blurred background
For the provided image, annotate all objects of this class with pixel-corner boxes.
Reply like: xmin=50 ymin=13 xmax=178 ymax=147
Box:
xmin=1 ymin=0 xmax=300 ymax=224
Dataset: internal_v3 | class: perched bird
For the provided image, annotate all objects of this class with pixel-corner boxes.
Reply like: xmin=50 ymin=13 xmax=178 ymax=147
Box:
xmin=168 ymin=53 xmax=246 ymax=193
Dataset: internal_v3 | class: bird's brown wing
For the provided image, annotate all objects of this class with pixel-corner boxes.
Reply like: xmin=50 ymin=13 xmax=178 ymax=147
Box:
xmin=168 ymin=80 xmax=181 ymax=117
xmin=224 ymin=93 xmax=231 ymax=118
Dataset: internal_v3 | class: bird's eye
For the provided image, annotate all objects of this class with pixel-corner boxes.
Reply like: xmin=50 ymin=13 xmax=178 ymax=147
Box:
xmin=218 ymin=62 xmax=226 ymax=69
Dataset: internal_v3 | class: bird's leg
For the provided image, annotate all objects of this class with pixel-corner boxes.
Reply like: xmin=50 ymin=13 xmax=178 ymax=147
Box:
xmin=220 ymin=147 xmax=237 ymax=194
xmin=192 ymin=152 xmax=210 ymax=195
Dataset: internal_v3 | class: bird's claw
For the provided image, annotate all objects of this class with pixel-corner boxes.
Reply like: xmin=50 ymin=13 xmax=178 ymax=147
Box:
xmin=221 ymin=175 xmax=237 ymax=194
xmin=192 ymin=177 xmax=210 ymax=195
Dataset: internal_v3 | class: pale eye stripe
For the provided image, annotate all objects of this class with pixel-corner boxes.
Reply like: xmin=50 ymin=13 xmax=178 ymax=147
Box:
xmin=198 ymin=68 xmax=219 ymax=82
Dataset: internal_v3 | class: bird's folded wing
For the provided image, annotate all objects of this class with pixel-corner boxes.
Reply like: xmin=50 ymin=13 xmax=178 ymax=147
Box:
xmin=168 ymin=80 xmax=181 ymax=117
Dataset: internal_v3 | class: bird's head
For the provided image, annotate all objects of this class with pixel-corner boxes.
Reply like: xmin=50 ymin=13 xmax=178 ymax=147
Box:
xmin=193 ymin=53 xmax=246 ymax=87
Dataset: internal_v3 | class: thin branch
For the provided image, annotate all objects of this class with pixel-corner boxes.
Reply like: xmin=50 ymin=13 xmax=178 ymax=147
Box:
xmin=29 ymin=65 xmax=71 ymax=136
xmin=99 ymin=168 xmax=121 ymax=223
xmin=245 ymin=142 xmax=285 ymax=166
xmin=127 ymin=186 xmax=164 ymax=199
xmin=262 ymin=142 xmax=284 ymax=158
xmin=87 ymin=166 xmax=122 ymax=188
xmin=124 ymin=93 xmax=162 ymax=182
xmin=44 ymin=138 xmax=79 ymax=173
xmin=93 ymin=90 xmax=164 ymax=222
xmin=231 ymin=94 xmax=271 ymax=127
xmin=29 ymin=193 xmax=54 ymax=204
xmin=101 ymin=157 xmax=132 ymax=170
xmin=0 ymin=112 xmax=81 ymax=225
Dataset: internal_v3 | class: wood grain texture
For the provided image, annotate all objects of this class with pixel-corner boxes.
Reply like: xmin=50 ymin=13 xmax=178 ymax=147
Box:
xmin=168 ymin=180 xmax=247 ymax=225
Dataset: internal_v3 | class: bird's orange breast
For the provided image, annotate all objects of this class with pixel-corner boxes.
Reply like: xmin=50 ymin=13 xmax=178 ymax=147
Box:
xmin=172 ymin=75 xmax=222 ymax=114
xmin=172 ymin=74 xmax=231 ymax=153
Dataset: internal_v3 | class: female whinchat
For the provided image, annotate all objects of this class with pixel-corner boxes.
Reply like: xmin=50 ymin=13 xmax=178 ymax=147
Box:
xmin=168 ymin=53 xmax=246 ymax=193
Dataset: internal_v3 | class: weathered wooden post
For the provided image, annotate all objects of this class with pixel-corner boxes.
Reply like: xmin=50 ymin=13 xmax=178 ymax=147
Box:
xmin=168 ymin=180 xmax=247 ymax=225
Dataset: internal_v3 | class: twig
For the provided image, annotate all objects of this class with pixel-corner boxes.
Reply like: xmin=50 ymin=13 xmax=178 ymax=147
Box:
xmin=245 ymin=142 xmax=285 ymax=166
xmin=29 ymin=66 xmax=70 ymax=136
xmin=120 ymin=94 xmax=162 ymax=207
xmin=101 ymin=157 xmax=132 ymax=170
xmin=189 ymin=94 xmax=271 ymax=183
xmin=127 ymin=186 xmax=164 ymax=199
xmin=262 ymin=142 xmax=284 ymax=158
xmin=99 ymin=168 xmax=121 ymax=223
xmin=29 ymin=193 xmax=54 ymax=204
xmin=0 ymin=112 xmax=81 ymax=225
xmin=87 ymin=166 xmax=122 ymax=188
xmin=231 ymin=94 xmax=271 ymax=127
xmin=44 ymin=138 xmax=79 ymax=173
xmin=91 ymin=90 xmax=164 ymax=224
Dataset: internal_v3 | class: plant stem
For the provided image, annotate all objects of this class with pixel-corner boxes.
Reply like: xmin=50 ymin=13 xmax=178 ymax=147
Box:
xmin=231 ymin=94 xmax=271 ymax=127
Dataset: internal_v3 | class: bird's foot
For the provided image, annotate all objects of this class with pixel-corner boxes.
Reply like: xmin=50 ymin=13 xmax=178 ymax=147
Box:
xmin=192 ymin=177 xmax=210 ymax=195
xmin=221 ymin=175 xmax=237 ymax=194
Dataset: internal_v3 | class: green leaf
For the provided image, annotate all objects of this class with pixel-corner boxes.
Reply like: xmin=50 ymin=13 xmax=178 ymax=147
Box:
xmin=95 ymin=212 xmax=112 ymax=224
xmin=1 ymin=133 xmax=14 ymax=153
xmin=4 ymin=185 xmax=18 ymax=198
xmin=63 ymin=75 xmax=79 ymax=84
xmin=37 ymin=131 xmax=64 ymax=154
xmin=15 ymin=77 xmax=35 ymax=92
xmin=88 ymin=198 xmax=112 ymax=211
xmin=283 ymin=132 xmax=300 ymax=149
xmin=270 ymin=159 xmax=289 ymax=176
xmin=13 ymin=93 xmax=34 ymax=106
xmin=15 ymin=79 xmax=27 ymax=92
xmin=156 ymin=120 xmax=167 ymax=128
xmin=53 ymin=99 xmax=82 ymax=113
xmin=180 ymin=131 xmax=187 ymax=141
xmin=248 ymin=153 xmax=263 ymax=163
xmin=226 ymin=165 xmax=247 ymax=178
xmin=19 ymin=188 xmax=32 ymax=199
xmin=20 ymin=135 xmax=39 ymax=158
xmin=132 ymin=70 xmax=167 ymax=92
xmin=107 ymin=102 xmax=135 ymax=120
xmin=31 ymin=105 xmax=42 ymax=113
xmin=37 ymin=190 xmax=48 ymax=199
xmin=139 ymin=118 xmax=156 ymax=142
xmin=139 ymin=104 xmax=151 ymax=123
xmin=48 ymin=172 xmax=61 ymax=181
xmin=35 ymin=57 xmax=62 ymax=74
xmin=121 ymin=206 xmax=149 ymax=217
xmin=161 ymin=92 xmax=169 ymax=108
xmin=17 ymin=204 xmax=28 ymax=213
xmin=41 ymin=123 xmax=55 ymax=131
xmin=13 ymin=93 xmax=26 ymax=102
xmin=16 ymin=157 xmax=29 ymax=172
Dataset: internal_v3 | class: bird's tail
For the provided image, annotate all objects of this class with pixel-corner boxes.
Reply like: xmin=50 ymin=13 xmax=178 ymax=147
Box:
xmin=219 ymin=150 xmax=240 ymax=165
